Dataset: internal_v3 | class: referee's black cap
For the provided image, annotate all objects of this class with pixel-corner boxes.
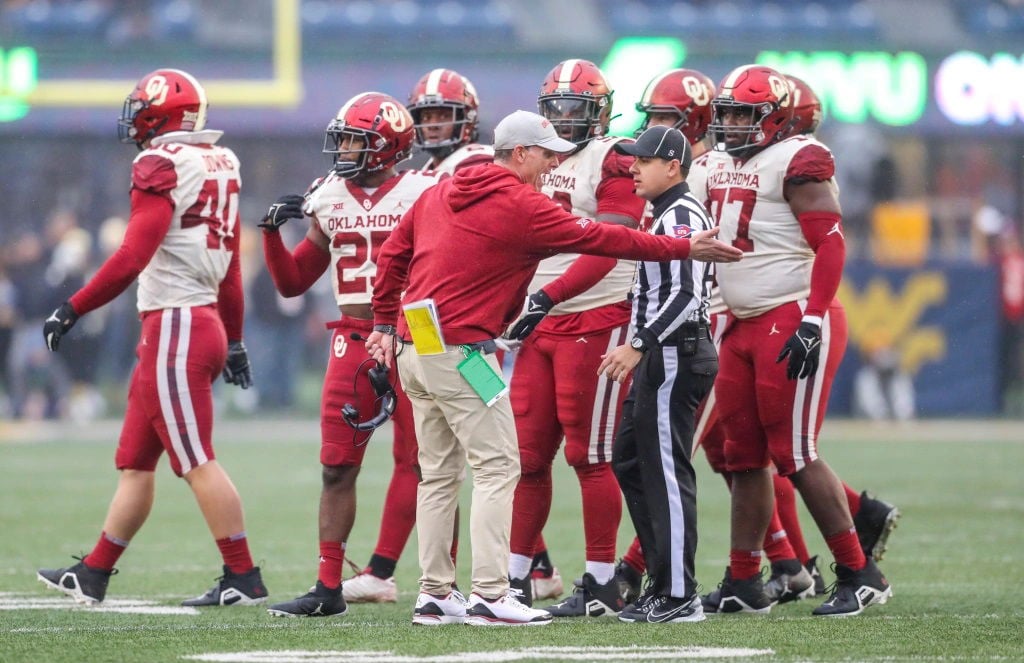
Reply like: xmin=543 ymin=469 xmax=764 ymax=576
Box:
xmin=614 ymin=125 xmax=692 ymax=169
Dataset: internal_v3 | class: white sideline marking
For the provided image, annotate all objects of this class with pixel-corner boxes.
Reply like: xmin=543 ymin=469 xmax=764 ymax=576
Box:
xmin=183 ymin=646 xmax=775 ymax=662
xmin=0 ymin=592 xmax=199 ymax=615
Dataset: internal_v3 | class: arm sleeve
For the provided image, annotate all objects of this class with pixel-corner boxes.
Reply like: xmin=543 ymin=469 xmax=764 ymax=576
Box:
xmin=69 ymin=189 xmax=172 ymax=316
xmin=372 ymin=206 xmax=416 ymax=326
xmin=595 ymin=152 xmax=647 ymax=221
xmin=798 ymin=210 xmax=846 ymax=319
xmin=261 ymin=229 xmax=330 ymax=298
xmin=217 ymin=222 xmax=244 ymax=342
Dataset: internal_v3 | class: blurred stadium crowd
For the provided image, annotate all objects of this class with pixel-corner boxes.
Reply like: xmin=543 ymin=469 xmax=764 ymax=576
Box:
xmin=2 ymin=0 xmax=1023 ymax=421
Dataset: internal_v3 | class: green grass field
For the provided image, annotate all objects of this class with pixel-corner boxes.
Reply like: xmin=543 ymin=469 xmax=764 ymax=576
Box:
xmin=1 ymin=418 xmax=1022 ymax=662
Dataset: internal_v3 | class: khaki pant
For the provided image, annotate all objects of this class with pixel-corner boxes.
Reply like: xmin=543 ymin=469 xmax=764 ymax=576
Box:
xmin=398 ymin=345 xmax=520 ymax=599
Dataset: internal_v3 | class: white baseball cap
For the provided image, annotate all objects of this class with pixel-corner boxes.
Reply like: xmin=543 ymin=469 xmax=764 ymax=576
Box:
xmin=493 ymin=110 xmax=576 ymax=153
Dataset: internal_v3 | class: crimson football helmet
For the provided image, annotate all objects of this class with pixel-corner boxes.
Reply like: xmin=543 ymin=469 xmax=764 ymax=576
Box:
xmin=537 ymin=59 xmax=613 ymax=148
xmin=635 ymin=68 xmax=716 ymax=145
xmin=709 ymin=64 xmax=794 ymax=156
xmin=407 ymin=68 xmax=481 ymax=157
xmin=323 ymin=92 xmax=414 ymax=179
xmin=118 ymin=68 xmax=208 ymax=149
xmin=785 ymin=74 xmax=822 ymax=136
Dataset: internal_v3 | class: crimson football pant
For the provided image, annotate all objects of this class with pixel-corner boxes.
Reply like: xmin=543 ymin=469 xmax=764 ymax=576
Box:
xmin=510 ymin=324 xmax=629 ymax=564
xmin=613 ymin=332 xmax=717 ymax=600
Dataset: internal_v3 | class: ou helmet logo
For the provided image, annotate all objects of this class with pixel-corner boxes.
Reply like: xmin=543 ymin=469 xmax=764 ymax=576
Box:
xmin=379 ymin=101 xmax=411 ymax=132
xmin=768 ymin=75 xmax=791 ymax=107
xmin=145 ymin=75 xmax=170 ymax=107
xmin=682 ymin=76 xmax=710 ymax=106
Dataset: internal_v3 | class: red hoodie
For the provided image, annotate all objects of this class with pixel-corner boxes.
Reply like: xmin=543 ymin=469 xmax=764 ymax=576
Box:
xmin=372 ymin=162 xmax=694 ymax=344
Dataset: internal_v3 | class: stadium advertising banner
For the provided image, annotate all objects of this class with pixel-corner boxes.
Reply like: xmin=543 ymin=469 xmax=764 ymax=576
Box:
xmin=829 ymin=260 xmax=1001 ymax=417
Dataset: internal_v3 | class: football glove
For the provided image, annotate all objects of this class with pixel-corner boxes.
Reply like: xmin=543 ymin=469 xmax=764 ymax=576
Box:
xmin=257 ymin=194 xmax=305 ymax=231
xmin=505 ymin=290 xmax=554 ymax=341
xmin=42 ymin=301 xmax=79 ymax=352
xmin=222 ymin=340 xmax=253 ymax=389
xmin=776 ymin=321 xmax=822 ymax=380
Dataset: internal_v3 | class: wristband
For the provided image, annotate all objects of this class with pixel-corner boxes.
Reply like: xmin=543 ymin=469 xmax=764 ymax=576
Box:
xmin=373 ymin=324 xmax=397 ymax=335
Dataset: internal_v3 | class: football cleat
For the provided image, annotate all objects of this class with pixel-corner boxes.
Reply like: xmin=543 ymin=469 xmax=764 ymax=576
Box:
xmin=342 ymin=570 xmax=398 ymax=603
xmin=620 ymin=594 xmax=705 ymax=624
xmin=509 ymin=575 xmax=533 ymax=607
xmin=181 ymin=565 xmax=268 ymax=607
xmin=267 ymin=580 xmax=347 ymax=617
xmin=412 ymin=590 xmax=468 ymax=625
xmin=544 ymin=572 xmax=624 ymax=617
xmin=854 ymin=491 xmax=901 ymax=561
xmin=702 ymin=567 xmax=774 ymax=614
xmin=530 ymin=565 xmax=563 ymax=601
xmin=37 ymin=557 xmax=116 ymax=605
xmin=764 ymin=558 xmax=815 ymax=604
xmin=614 ymin=559 xmax=643 ymax=605
xmin=806 ymin=555 xmax=826 ymax=596
xmin=812 ymin=558 xmax=892 ymax=617
xmin=465 ymin=591 xmax=553 ymax=626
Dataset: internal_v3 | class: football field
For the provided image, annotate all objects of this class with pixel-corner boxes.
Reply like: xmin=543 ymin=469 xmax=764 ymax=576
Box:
xmin=1 ymin=417 xmax=1021 ymax=662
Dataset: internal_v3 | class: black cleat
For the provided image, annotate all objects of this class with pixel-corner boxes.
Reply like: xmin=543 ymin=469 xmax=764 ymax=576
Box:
xmin=764 ymin=558 xmax=815 ymax=604
xmin=267 ymin=580 xmax=347 ymax=617
xmin=38 ymin=557 xmax=116 ymax=605
xmin=620 ymin=594 xmax=704 ymax=623
xmin=544 ymin=573 xmax=624 ymax=617
xmin=509 ymin=575 xmax=533 ymax=608
xmin=854 ymin=491 xmax=900 ymax=561
xmin=614 ymin=559 xmax=643 ymax=605
xmin=702 ymin=567 xmax=774 ymax=614
xmin=812 ymin=558 xmax=892 ymax=617
xmin=806 ymin=555 xmax=826 ymax=596
xmin=182 ymin=565 xmax=268 ymax=607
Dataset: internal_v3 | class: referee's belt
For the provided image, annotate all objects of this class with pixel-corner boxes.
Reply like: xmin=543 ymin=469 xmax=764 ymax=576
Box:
xmin=662 ymin=322 xmax=711 ymax=345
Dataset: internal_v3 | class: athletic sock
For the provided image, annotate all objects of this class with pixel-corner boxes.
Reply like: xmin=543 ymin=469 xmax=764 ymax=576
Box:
xmin=844 ymin=483 xmax=862 ymax=516
xmin=773 ymin=474 xmax=810 ymax=564
xmin=762 ymin=509 xmax=797 ymax=562
xmin=83 ymin=531 xmax=128 ymax=572
xmin=729 ymin=549 xmax=763 ymax=581
xmin=367 ymin=553 xmax=397 ymax=580
xmin=825 ymin=528 xmax=866 ymax=571
xmin=509 ymin=553 xmax=533 ymax=581
xmin=216 ymin=532 xmax=254 ymax=575
xmin=318 ymin=541 xmax=344 ymax=589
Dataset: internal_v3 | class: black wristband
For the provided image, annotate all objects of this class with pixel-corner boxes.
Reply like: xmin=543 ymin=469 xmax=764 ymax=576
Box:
xmin=373 ymin=324 xmax=397 ymax=335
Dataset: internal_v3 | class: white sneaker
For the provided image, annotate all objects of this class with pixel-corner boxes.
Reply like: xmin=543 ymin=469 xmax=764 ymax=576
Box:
xmin=531 ymin=566 xmax=564 ymax=600
xmin=412 ymin=591 xmax=467 ymax=625
xmin=465 ymin=591 xmax=554 ymax=626
xmin=342 ymin=572 xmax=398 ymax=603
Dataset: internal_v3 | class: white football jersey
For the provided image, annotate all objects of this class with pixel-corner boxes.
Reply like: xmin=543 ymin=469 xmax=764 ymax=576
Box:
xmin=703 ymin=135 xmax=837 ymax=318
xmin=133 ymin=134 xmax=240 ymax=312
xmin=685 ymin=151 xmax=726 ymax=315
xmin=306 ymin=169 xmax=445 ymax=306
xmin=431 ymin=143 xmax=494 ymax=175
xmin=530 ymin=136 xmax=639 ymax=314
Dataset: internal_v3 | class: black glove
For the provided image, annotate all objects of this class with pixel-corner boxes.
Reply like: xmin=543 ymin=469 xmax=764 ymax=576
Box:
xmin=222 ymin=340 xmax=253 ymax=389
xmin=257 ymin=194 xmax=305 ymax=231
xmin=505 ymin=290 xmax=554 ymax=341
xmin=42 ymin=301 xmax=79 ymax=352
xmin=776 ymin=321 xmax=822 ymax=380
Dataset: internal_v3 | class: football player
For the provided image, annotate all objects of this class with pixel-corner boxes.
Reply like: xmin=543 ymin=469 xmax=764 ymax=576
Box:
xmin=341 ymin=69 xmax=493 ymax=604
xmin=258 ymin=92 xmax=446 ymax=618
xmin=504 ymin=59 xmax=646 ymax=618
xmin=698 ymin=65 xmax=892 ymax=617
xmin=37 ymin=69 xmax=268 ymax=607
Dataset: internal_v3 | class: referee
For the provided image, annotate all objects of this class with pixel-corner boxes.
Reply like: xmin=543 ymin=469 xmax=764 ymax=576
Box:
xmin=598 ymin=125 xmax=717 ymax=624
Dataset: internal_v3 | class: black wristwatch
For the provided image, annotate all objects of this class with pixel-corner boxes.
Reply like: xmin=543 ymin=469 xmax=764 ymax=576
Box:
xmin=630 ymin=336 xmax=648 ymax=352
xmin=373 ymin=324 xmax=397 ymax=335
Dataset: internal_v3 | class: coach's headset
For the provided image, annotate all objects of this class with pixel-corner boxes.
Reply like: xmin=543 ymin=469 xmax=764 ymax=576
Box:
xmin=342 ymin=333 xmax=397 ymax=432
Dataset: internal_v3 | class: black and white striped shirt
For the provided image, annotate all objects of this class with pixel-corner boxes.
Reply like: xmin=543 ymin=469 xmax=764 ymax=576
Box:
xmin=631 ymin=181 xmax=715 ymax=347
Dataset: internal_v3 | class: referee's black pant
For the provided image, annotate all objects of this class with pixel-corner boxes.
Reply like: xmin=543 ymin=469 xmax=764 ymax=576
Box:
xmin=613 ymin=334 xmax=717 ymax=600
